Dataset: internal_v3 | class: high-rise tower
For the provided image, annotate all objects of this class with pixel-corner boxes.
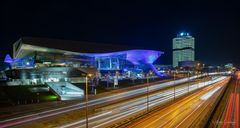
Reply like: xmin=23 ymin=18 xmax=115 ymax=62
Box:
xmin=173 ymin=32 xmax=195 ymax=67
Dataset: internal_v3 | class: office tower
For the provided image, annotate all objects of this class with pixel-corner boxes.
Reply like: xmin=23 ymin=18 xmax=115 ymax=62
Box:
xmin=173 ymin=32 xmax=195 ymax=67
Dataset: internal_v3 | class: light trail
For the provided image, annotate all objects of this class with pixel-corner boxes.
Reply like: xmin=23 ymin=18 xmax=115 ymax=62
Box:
xmin=0 ymin=74 xmax=208 ymax=127
xmin=61 ymin=76 xmax=227 ymax=128
xmin=222 ymin=76 xmax=239 ymax=128
xmin=128 ymin=77 xmax=230 ymax=128
xmin=200 ymin=86 xmax=221 ymax=100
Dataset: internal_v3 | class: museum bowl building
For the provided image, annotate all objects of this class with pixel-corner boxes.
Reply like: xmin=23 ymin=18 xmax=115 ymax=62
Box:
xmin=4 ymin=37 xmax=164 ymax=100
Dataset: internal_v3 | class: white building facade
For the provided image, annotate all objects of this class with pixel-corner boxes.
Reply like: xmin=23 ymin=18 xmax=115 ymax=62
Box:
xmin=173 ymin=32 xmax=195 ymax=67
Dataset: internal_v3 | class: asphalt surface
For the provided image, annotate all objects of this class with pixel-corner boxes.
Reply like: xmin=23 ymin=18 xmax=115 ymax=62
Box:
xmin=59 ymin=76 xmax=227 ymax=128
xmin=0 ymin=74 xmax=206 ymax=128
xmin=127 ymin=77 xmax=230 ymax=128
xmin=221 ymin=72 xmax=239 ymax=128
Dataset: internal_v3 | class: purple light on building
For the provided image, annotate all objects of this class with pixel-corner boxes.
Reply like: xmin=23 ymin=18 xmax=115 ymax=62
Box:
xmin=80 ymin=49 xmax=163 ymax=65
xmin=4 ymin=54 xmax=14 ymax=63
xmin=125 ymin=50 xmax=161 ymax=64
xmin=80 ymin=49 xmax=164 ymax=76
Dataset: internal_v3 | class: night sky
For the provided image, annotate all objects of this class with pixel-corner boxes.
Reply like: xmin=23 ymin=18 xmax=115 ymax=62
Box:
xmin=1 ymin=1 xmax=240 ymax=66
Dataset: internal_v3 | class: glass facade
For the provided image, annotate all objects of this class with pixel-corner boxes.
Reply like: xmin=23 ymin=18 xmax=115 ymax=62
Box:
xmin=173 ymin=33 xmax=195 ymax=67
xmin=7 ymin=38 xmax=164 ymax=84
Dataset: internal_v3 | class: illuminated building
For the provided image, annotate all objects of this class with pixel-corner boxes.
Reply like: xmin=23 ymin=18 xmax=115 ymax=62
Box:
xmin=6 ymin=37 xmax=164 ymax=85
xmin=173 ymin=32 xmax=195 ymax=67
xmin=4 ymin=37 xmax=164 ymax=100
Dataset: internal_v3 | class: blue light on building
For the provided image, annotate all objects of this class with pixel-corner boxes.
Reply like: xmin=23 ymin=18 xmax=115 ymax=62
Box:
xmin=4 ymin=54 xmax=14 ymax=63
xmin=179 ymin=32 xmax=190 ymax=37
xmin=7 ymin=37 xmax=165 ymax=84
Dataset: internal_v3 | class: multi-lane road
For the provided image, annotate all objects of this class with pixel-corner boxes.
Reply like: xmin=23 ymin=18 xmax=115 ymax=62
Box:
xmin=127 ymin=77 xmax=230 ymax=128
xmin=221 ymin=72 xmax=239 ymax=128
xmin=0 ymin=73 xmax=230 ymax=128
xmin=60 ymin=76 xmax=228 ymax=128
xmin=0 ymin=74 xmax=207 ymax=128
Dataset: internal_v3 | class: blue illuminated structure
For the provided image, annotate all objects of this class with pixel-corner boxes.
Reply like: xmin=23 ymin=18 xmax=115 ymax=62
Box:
xmin=11 ymin=37 xmax=164 ymax=75
xmin=81 ymin=50 xmax=161 ymax=64
xmin=178 ymin=32 xmax=190 ymax=37
xmin=4 ymin=54 xmax=14 ymax=63
xmin=74 ymin=49 xmax=164 ymax=75
xmin=6 ymin=56 xmax=34 ymax=68
xmin=5 ymin=37 xmax=166 ymax=98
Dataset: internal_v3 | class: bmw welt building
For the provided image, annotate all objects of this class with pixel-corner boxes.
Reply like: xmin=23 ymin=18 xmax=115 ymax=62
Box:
xmin=4 ymin=37 xmax=164 ymax=100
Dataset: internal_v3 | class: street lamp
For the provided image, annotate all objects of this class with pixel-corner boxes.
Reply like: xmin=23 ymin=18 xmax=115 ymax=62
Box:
xmin=149 ymin=70 xmax=153 ymax=81
xmin=85 ymin=73 xmax=92 ymax=128
xmin=197 ymin=63 xmax=200 ymax=74
xmin=147 ymin=73 xmax=150 ymax=113
xmin=173 ymin=71 xmax=176 ymax=100
xmin=188 ymin=71 xmax=190 ymax=93
xmin=37 ymin=93 xmax=39 ymax=103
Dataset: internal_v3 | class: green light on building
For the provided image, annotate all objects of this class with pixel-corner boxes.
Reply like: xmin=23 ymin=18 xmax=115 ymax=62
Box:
xmin=44 ymin=95 xmax=58 ymax=100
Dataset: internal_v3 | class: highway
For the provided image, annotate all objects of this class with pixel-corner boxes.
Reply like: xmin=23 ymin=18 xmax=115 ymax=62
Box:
xmin=0 ymin=78 xmax=173 ymax=119
xmin=221 ymin=72 xmax=239 ymax=128
xmin=59 ymin=76 xmax=228 ymax=128
xmin=127 ymin=77 xmax=230 ymax=128
xmin=0 ymin=74 xmax=206 ymax=127
xmin=0 ymin=74 xmax=230 ymax=128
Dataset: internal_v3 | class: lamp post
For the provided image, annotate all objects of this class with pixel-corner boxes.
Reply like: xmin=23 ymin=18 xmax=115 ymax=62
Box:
xmin=198 ymin=71 xmax=202 ymax=89
xmin=37 ymin=93 xmax=39 ymax=103
xmin=217 ymin=66 xmax=220 ymax=75
xmin=85 ymin=74 xmax=92 ymax=128
xmin=204 ymin=74 xmax=206 ymax=86
xmin=147 ymin=73 xmax=149 ymax=113
xmin=173 ymin=71 xmax=176 ymax=100
xmin=149 ymin=70 xmax=153 ymax=82
xmin=188 ymin=71 xmax=190 ymax=93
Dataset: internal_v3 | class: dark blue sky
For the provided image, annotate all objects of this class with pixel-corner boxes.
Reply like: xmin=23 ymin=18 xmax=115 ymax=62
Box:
xmin=1 ymin=0 xmax=240 ymax=65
